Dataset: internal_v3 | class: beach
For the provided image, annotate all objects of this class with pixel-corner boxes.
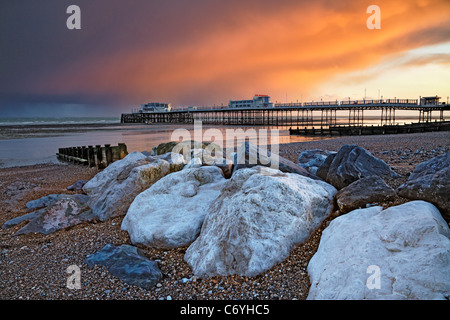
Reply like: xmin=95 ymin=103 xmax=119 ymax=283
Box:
xmin=1 ymin=130 xmax=448 ymax=300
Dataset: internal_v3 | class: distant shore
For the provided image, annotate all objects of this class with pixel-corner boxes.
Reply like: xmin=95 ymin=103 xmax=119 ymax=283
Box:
xmin=0 ymin=122 xmax=132 ymax=140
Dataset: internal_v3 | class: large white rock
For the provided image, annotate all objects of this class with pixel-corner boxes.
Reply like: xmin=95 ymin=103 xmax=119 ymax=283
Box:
xmin=121 ymin=166 xmax=226 ymax=249
xmin=83 ymin=151 xmax=185 ymax=221
xmin=307 ymin=201 xmax=450 ymax=300
xmin=83 ymin=151 xmax=147 ymax=196
xmin=184 ymin=166 xmax=337 ymax=278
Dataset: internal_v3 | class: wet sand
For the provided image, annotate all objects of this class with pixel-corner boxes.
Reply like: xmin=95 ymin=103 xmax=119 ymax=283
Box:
xmin=0 ymin=131 xmax=449 ymax=300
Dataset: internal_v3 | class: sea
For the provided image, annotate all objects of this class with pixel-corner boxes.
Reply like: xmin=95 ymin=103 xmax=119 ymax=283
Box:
xmin=0 ymin=110 xmax=446 ymax=168
xmin=0 ymin=117 xmax=328 ymax=168
xmin=0 ymin=117 xmax=121 ymax=126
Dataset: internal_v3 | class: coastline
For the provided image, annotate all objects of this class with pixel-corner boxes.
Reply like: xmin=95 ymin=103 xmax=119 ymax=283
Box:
xmin=0 ymin=131 xmax=449 ymax=300
xmin=0 ymin=122 xmax=130 ymax=140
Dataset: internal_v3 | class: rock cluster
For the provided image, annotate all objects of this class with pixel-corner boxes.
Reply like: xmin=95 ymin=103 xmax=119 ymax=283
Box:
xmin=3 ymin=141 xmax=449 ymax=298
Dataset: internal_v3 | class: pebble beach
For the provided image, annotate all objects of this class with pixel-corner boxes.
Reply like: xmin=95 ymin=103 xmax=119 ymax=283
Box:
xmin=0 ymin=131 xmax=449 ymax=301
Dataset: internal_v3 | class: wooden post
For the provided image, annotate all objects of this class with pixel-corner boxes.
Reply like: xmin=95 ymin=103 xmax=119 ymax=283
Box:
xmin=76 ymin=147 xmax=82 ymax=163
xmin=105 ymin=144 xmax=113 ymax=166
xmin=95 ymin=145 xmax=103 ymax=169
xmin=101 ymin=145 xmax=107 ymax=167
xmin=81 ymin=146 xmax=87 ymax=165
xmin=118 ymin=143 xmax=128 ymax=159
xmin=87 ymin=146 xmax=94 ymax=167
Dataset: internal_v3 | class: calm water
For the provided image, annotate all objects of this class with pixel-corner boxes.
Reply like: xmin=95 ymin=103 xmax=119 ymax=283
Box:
xmin=1 ymin=109 xmax=447 ymax=168
xmin=0 ymin=117 xmax=121 ymax=126
xmin=0 ymin=121 xmax=329 ymax=168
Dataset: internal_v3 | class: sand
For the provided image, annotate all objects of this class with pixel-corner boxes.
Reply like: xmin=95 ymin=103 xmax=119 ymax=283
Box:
xmin=0 ymin=131 xmax=449 ymax=300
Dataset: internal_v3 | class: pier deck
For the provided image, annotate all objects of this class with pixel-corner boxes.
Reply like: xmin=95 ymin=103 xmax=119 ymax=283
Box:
xmin=121 ymin=99 xmax=449 ymax=129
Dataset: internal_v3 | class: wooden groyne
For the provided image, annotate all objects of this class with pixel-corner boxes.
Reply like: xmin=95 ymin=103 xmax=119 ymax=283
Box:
xmin=57 ymin=143 xmax=128 ymax=169
xmin=289 ymin=121 xmax=450 ymax=136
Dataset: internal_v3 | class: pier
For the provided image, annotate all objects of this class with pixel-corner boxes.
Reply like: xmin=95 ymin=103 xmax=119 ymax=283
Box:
xmin=120 ymin=98 xmax=449 ymax=135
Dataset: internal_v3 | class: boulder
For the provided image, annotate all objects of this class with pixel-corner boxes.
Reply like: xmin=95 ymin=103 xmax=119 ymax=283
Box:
xmin=408 ymin=152 xmax=449 ymax=181
xmin=317 ymin=145 xmax=400 ymax=189
xmin=26 ymin=193 xmax=89 ymax=210
xmin=67 ymin=180 xmax=89 ymax=191
xmin=184 ymin=166 xmax=337 ymax=278
xmin=82 ymin=151 xmax=185 ymax=221
xmin=307 ymin=201 xmax=450 ymax=300
xmin=185 ymin=148 xmax=234 ymax=178
xmin=150 ymin=141 xmax=179 ymax=156
xmin=316 ymin=152 xmax=336 ymax=181
xmin=121 ymin=166 xmax=226 ymax=249
xmin=151 ymin=140 xmax=223 ymax=157
xmin=397 ymin=153 xmax=450 ymax=222
xmin=2 ymin=195 xmax=95 ymax=236
xmin=335 ymin=176 xmax=397 ymax=214
xmin=297 ymin=149 xmax=336 ymax=175
xmin=233 ymin=141 xmax=320 ymax=180
xmin=85 ymin=244 xmax=162 ymax=289
xmin=184 ymin=157 xmax=203 ymax=170
xmin=153 ymin=152 xmax=186 ymax=172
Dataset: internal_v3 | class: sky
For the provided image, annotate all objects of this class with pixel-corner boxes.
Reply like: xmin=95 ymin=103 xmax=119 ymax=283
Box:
xmin=0 ymin=0 xmax=449 ymax=117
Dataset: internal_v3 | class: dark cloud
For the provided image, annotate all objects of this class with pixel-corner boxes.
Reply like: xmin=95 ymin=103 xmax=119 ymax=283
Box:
xmin=1 ymin=0 xmax=449 ymax=117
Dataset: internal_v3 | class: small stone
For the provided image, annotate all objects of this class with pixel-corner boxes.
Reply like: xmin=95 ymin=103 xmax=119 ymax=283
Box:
xmin=85 ymin=244 xmax=163 ymax=290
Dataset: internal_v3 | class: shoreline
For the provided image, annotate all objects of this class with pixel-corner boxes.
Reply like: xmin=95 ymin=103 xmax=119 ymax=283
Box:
xmin=0 ymin=122 xmax=130 ymax=140
xmin=0 ymin=131 xmax=449 ymax=300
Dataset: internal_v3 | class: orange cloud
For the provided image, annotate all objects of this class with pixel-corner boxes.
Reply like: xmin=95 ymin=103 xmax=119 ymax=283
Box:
xmin=32 ymin=0 xmax=450 ymax=107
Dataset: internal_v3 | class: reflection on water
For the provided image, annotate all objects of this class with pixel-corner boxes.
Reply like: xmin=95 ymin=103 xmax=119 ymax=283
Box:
xmin=0 ymin=124 xmax=330 ymax=168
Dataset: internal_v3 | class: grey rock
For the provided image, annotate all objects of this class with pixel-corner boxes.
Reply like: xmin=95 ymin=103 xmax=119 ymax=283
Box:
xmin=318 ymin=145 xmax=400 ymax=189
xmin=336 ymin=176 xmax=396 ymax=214
xmin=397 ymin=154 xmax=450 ymax=222
xmin=85 ymin=244 xmax=162 ymax=289
xmin=3 ymin=195 xmax=95 ymax=236
xmin=297 ymin=149 xmax=336 ymax=175
xmin=150 ymin=141 xmax=179 ymax=156
xmin=316 ymin=153 xmax=336 ymax=181
xmin=26 ymin=194 xmax=66 ymax=210
xmin=67 ymin=180 xmax=89 ymax=191
xmin=2 ymin=210 xmax=42 ymax=230
xmin=151 ymin=140 xmax=223 ymax=156
xmin=26 ymin=193 xmax=89 ymax=210
xmin=233 ymin=141 xmax=320 ymax=180
xmin=184 ymin=148 xmax=234 ymax=178
xmin=409 ymin=152 xmax=450 ymax=181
